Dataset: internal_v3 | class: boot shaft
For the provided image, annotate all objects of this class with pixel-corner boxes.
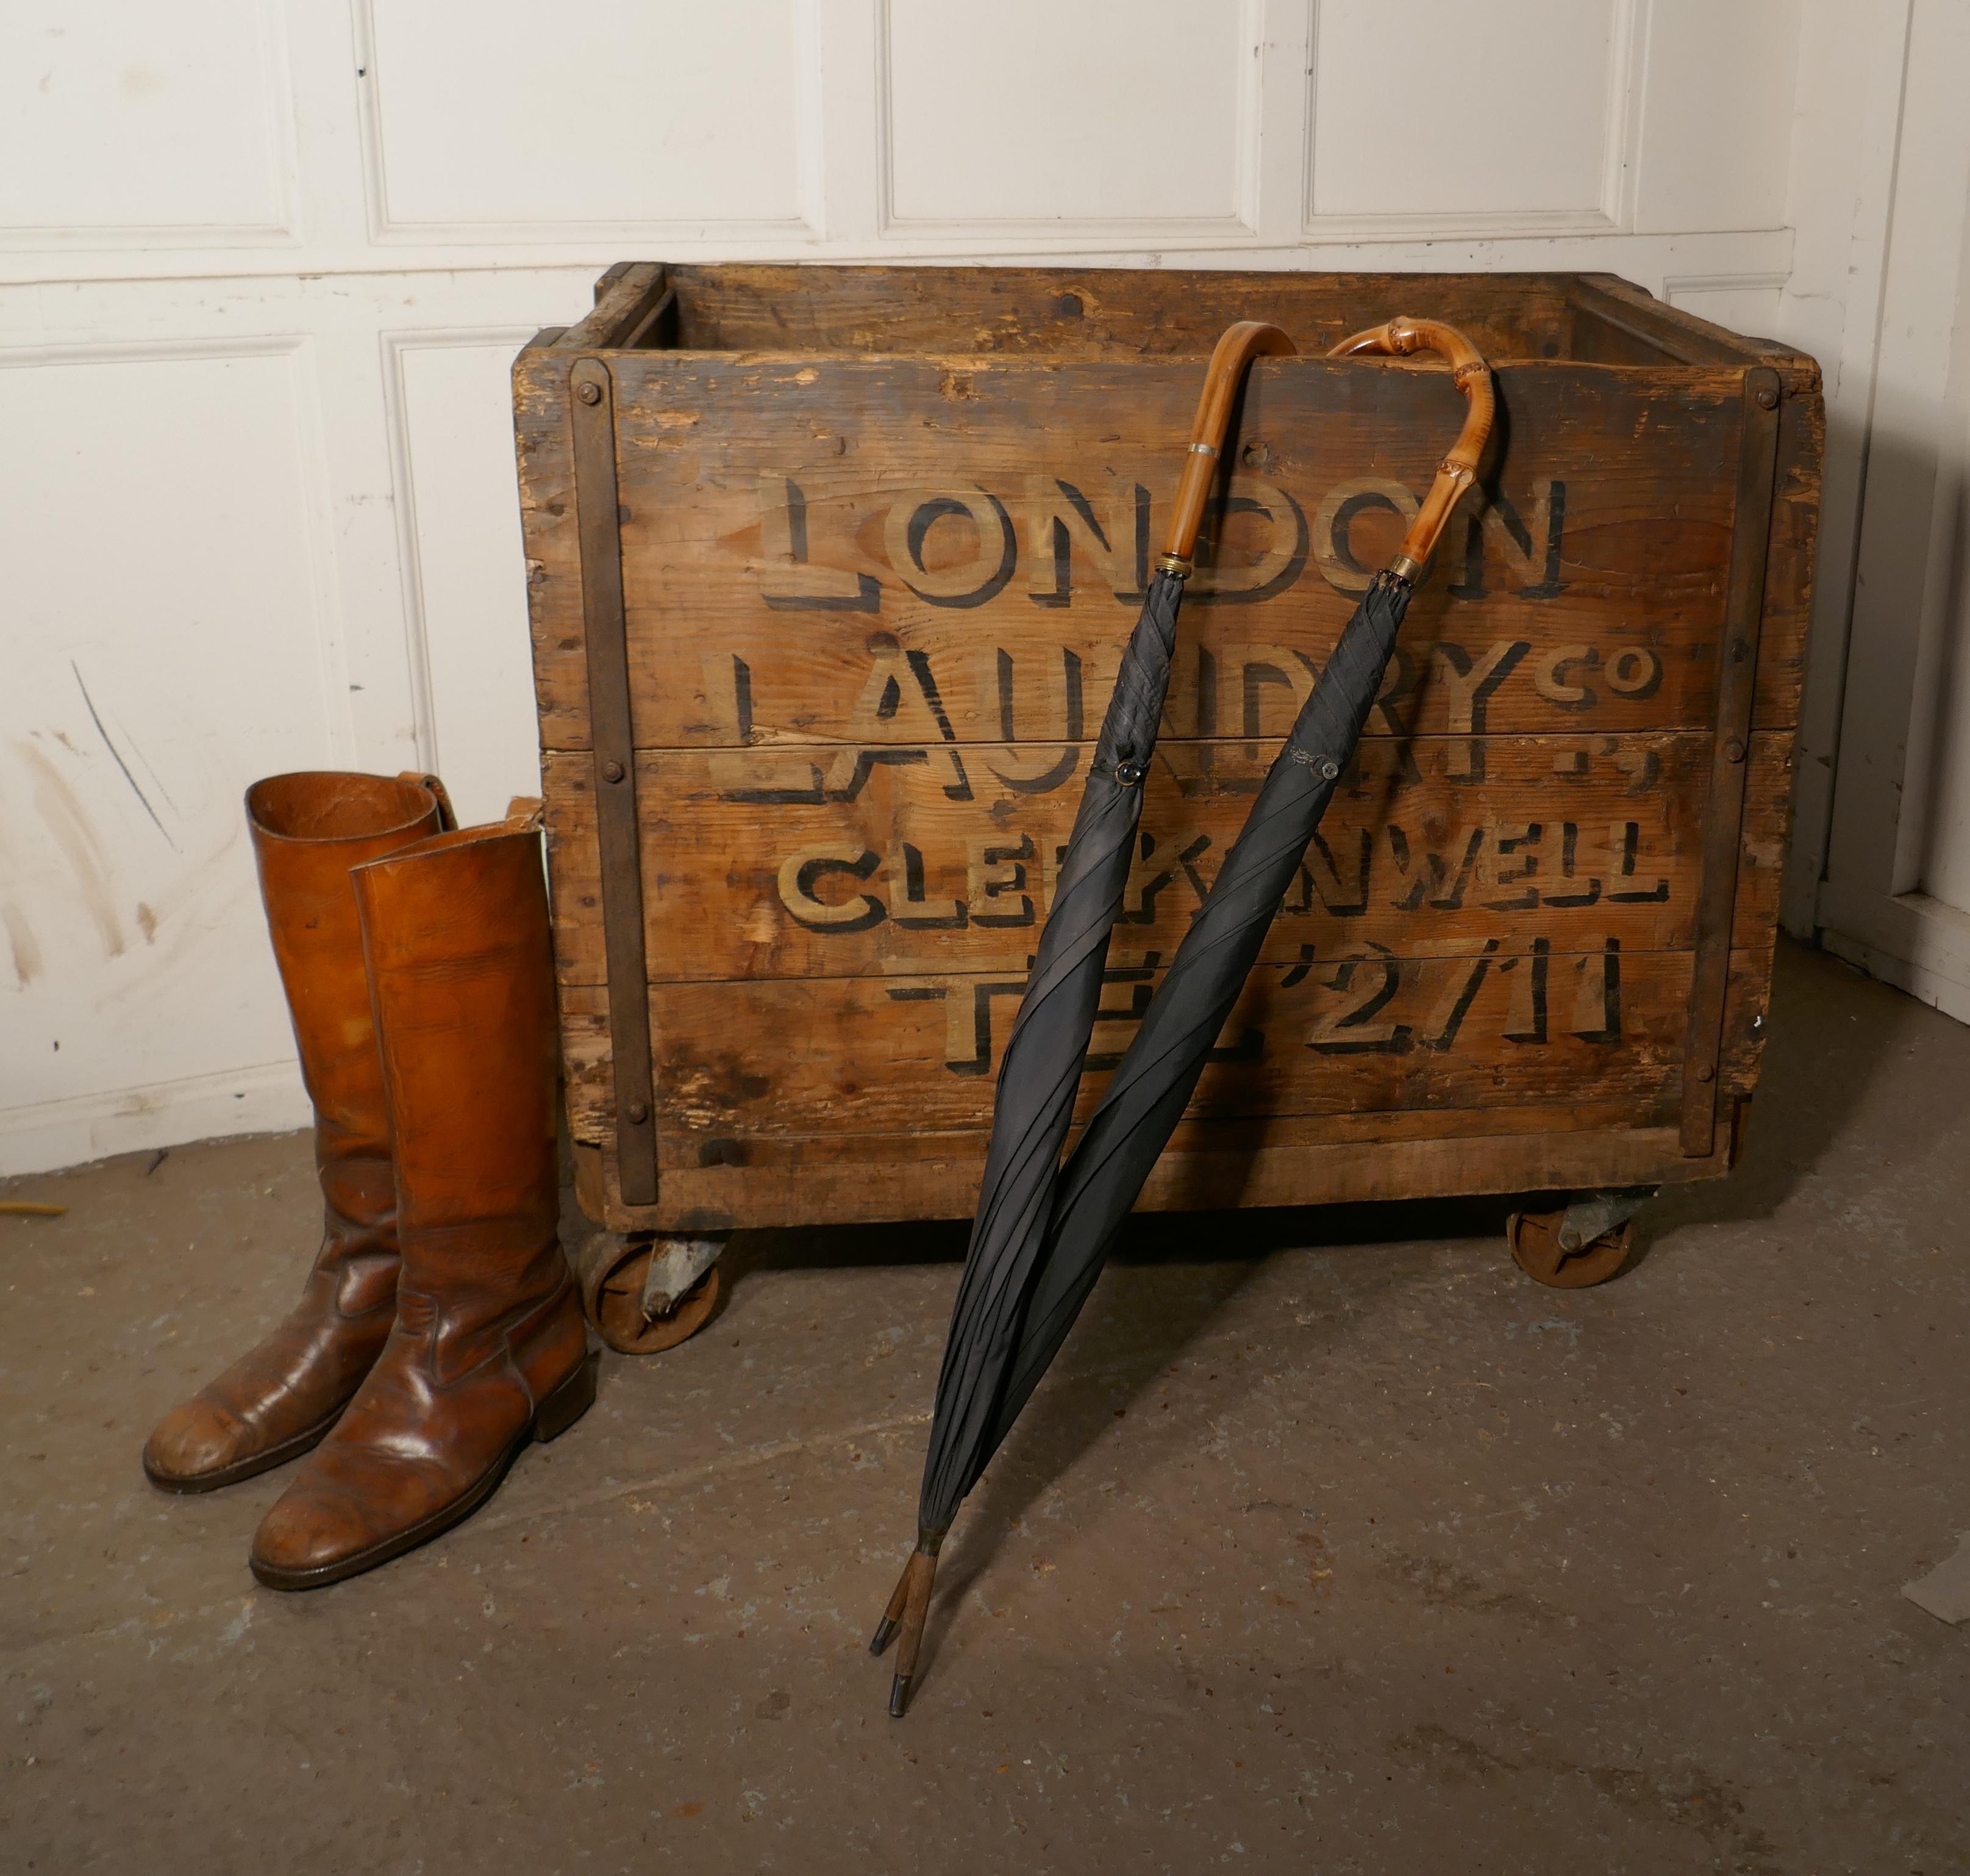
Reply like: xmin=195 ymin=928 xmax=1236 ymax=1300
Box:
xmin=352 ymin=822 xmax=561 ymax=1287
xmin=249 ymin=772 xmax=447 ymax=1172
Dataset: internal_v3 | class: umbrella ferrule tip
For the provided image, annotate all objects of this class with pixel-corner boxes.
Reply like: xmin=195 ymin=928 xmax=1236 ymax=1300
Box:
xmin=870 ymin=1617 xmax=899 ymax=1656
xmin=889 ymin=1675 xmax=913 ymax=1719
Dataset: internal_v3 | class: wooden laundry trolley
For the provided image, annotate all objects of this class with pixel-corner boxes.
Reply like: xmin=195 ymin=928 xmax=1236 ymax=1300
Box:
xmin=512 ymin=264 xmax=1821 ymax=1349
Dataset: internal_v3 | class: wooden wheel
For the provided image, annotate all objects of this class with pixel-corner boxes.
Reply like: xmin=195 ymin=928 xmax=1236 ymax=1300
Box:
xmin=594 ymin=1258 xmax=721 ymax=1354
xmin=1508 ymin=1207 xmax=1633 ymax=1288
xmin=574 ymin=1230 xmax=726 ymax=1354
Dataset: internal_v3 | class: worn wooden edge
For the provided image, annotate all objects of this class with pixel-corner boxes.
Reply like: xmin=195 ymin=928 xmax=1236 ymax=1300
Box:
xmin=1570 ymin=276 xmax=1818 ymax=379
xmin=1576 ymin=274 xmax=1822 ymax=382
xmin=1752 ymin=382 xmax=1827 ymax=736
xmin=534 ymin=346 xmax=1757 ymax=382
xmin=548 ymin=263 xmax=671 ymax=355
xmin=516 ymin=264 xmax=1814 ymax=385
xmin=570 ymin=1120 xmax=1733 ymax=1236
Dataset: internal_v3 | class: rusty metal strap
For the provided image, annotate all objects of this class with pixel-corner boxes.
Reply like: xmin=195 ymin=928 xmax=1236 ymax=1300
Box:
xmin=569 ymin=357 xmax=659 ymax=1205
xmin=1679 ymin=366 xmax=1783 ymax=1157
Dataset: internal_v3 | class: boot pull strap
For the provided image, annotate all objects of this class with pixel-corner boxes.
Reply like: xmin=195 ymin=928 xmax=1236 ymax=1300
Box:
xmin=398 ymin=771 xmax=456 ymax=831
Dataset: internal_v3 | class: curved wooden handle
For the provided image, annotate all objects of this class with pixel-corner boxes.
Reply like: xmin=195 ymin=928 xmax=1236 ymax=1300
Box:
xmin=1163 ymin=320 xmax=1298 ymax=567
xmin=1328 ymin=316 xmax=1496 ymax=578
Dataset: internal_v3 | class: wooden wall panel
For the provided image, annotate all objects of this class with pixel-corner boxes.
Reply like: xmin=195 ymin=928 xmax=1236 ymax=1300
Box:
xmin=361 ymin=0 xmax=814 ymax=239
xmin=0 ymin=0 xmax=291 ymax=244
xmin=882 ymin=0 xmax=1256 ymax=237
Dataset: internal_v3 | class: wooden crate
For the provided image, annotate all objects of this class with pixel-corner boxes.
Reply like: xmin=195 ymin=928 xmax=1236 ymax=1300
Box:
xmin=513 ymin=263 xmax=1820 ymax=1288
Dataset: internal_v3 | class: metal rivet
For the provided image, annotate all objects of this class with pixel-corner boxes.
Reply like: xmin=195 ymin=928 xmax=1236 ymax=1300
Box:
xmin=1696 ymin=1063 xmax=1715 ymax=1083
xmin=601 ymin=758 xmax=626 ymax=782
xmin=1724 ymin=736 xmax=1746 ymax=764
xmin=624 ymin=1100 xmax=649 ymax=1124
xmin=1755 ymin=385 xmax=1779 ymax=410
xmin=576 ymin=379 xmax=602 ymax=405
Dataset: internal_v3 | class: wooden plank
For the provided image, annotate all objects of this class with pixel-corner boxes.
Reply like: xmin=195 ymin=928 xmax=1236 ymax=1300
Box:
xmin=527 ymin=357 xmax=1752 ymax=754
xmin=554 ymin=262 xmax=669 ymax=354
xmin=561 ymin=941 xmax=1771 ymax=1149
xmin=541 ymin=729 xmax=1792 ymax=985
xmin=665 ymin=264 xmax=1578 ymax=362
xmin=573 ymin=1122 xmax=1730 ymax=1234
xmin=562 ymin=947 xmax=1766 ymax=1230
xmin=1570 ymin=274 xmax=1810 ymax=369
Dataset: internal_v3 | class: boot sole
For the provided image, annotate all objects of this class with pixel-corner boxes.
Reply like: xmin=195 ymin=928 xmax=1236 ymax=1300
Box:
xmin=143 ymin=1398 xmax=349 ymax=1496
xmin=248 ymin=1349 xmax=599 ymax=1592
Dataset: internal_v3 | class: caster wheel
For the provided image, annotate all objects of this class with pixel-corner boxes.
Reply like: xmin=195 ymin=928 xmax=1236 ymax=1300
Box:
xmin=594 ymin=1259 xmax=721 ymax=1354
xmin=574 ymin=1230 xmax=727 ymax=1354
xmin=1508 ymin=1207 xmax=1633 ymax=1288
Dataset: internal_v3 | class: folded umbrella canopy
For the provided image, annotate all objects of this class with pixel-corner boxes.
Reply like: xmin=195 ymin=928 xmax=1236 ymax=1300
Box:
xmin=876 ymin=316 xmax=1495 ymax=1715
xmin=871 ymin=319 xmax=1294 ymax=1717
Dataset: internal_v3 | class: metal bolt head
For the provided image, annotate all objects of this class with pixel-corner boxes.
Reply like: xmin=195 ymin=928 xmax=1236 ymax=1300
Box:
xmin=601 ymin=758 xmax=626 ymax=783
xmin=624 ymin=1100 xmax=649 ymax=1124
xmin=576 ymin=379 xmax=602 ymax=405
xmin=1696 ymin=1063 xmax=1715 ymax=1083
xmin=1724 ymin=736 xmax=1746 ymax=764
xmin=1755 ymin=385 xmax=1779 ymax=410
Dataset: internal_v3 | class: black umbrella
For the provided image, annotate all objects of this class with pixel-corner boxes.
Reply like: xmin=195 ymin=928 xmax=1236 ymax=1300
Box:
xmin=871 ymin=321 xmax=1295 ymax=1716
xmin=877 ymin=316 xmax=1495 ymax=1714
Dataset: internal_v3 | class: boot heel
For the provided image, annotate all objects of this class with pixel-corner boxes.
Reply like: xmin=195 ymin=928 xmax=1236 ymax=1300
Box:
xmin=533 ymin=1349 xmax=599 ymax=1443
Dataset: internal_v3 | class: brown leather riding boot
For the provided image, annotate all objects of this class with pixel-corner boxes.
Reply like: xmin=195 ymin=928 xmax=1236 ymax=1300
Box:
xmin=249 ymin=817 xmax=594 ymax=1590
xmin=143 ymin=772 xmax=448 ymax=1493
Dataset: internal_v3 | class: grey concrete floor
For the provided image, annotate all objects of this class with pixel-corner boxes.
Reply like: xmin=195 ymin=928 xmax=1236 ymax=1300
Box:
xmin=3 ymin=937 xmax=1968 ymax=1875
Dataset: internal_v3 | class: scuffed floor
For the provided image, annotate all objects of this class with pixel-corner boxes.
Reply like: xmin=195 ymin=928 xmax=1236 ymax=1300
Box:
xmin=3 ymin=938 xmax=1967 ymax=1874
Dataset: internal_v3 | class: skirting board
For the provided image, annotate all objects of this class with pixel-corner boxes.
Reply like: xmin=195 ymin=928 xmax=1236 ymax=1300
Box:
xmin=0 ymin=1060 xmax=310 ymax=1180
xmin=1818 ymin=885 xmax=1970 ymax=1027
xmin=1821 ymin=929 xmax=1970 ymax=1027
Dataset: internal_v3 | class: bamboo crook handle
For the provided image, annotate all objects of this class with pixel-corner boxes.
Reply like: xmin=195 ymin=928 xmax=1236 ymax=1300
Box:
xmin=1162 ymin=320 xmax=1298 ymax=573
xmin=1328 ymin=316 xmax=1496 ymax=580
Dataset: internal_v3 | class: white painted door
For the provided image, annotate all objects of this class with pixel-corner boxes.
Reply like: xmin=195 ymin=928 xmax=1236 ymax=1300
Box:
xmin=0 ymin=0 xmax=1907 ymax=1175
xmin=1813 ymin=0 xmax=1970 ymax=1021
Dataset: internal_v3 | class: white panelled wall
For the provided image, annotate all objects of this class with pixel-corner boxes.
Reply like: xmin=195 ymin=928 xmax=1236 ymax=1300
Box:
xmin=0 ymin=0 xmax=1949 ymax=1173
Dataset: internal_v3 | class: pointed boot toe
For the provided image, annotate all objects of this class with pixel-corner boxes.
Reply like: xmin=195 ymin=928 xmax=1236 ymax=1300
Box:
xmin=143 ymin=1397 xmax=254 ymax=1493
xmin=249 ymin=1486 xmax=368 ymax=1585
